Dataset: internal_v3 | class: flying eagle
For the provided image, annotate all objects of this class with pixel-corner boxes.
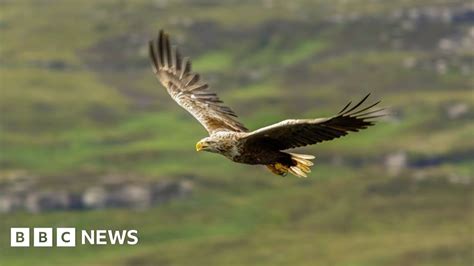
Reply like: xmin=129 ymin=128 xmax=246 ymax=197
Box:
xmin=149 ymin=30 xmax=382 ymax=177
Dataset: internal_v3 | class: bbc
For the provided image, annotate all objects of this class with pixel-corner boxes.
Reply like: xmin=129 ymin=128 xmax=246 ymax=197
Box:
xmin=10 ymin=227 xmax=76 ymax=247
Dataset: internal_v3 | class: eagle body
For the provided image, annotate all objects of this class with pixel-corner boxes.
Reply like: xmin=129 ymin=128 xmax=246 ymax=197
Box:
xmin=205 ymin=131 xmax=291 ymax=165
xmin=200 ymin=131 xmax=308 ymax=176
xmin=149 ymin=30 xmax=383 ymax=177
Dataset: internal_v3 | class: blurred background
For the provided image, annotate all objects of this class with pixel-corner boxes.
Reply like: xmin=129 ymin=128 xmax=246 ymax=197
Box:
xmin=0 ymin=0 xmax=473 ymax=265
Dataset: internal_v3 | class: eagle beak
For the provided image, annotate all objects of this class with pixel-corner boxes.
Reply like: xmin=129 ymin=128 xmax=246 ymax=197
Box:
xmin=196 ymin=141 xmax=206 ymax=151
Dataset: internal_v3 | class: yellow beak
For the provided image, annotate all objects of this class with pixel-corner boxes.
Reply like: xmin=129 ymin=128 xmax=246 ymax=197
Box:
xmin=196 ymin=142 xmax=206 ymax=151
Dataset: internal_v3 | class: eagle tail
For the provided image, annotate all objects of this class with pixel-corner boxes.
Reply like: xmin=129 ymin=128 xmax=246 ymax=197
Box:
xmin=288 ymin=153 xmax=315 ymax=177
xmin=266 ymin=153 xmax=315 ymax=178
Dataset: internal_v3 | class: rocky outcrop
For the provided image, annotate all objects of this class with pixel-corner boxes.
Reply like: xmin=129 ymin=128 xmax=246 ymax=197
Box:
xmin=0 ymin=180 xmax=192 ymax=214
xmin=384 ymin=152 xmax=408 ymax=176
xmin=24 ymin=191 xmax=78 ymax=213
xmin=81 ymin=181 xmax=192 ymax=210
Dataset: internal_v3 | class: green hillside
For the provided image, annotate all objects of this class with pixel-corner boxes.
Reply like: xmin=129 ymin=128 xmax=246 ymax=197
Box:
xmin=0 ymin=0 xmax=472 ymax=265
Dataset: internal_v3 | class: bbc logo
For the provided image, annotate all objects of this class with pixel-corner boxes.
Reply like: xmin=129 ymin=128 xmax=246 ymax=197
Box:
xmin=11 ymin=227 xmax=76 ymax=247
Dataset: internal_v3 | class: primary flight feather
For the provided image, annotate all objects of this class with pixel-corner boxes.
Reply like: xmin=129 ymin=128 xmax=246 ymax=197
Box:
xmin=149 ymin=30 xmax=383 ymax=177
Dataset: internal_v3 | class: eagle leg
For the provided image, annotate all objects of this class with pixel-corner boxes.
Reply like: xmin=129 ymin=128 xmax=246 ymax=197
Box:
xmin=266 ymin=153 xmax=315 ymax=178
xmin=266 ymin=163 xmax=288 ymax=177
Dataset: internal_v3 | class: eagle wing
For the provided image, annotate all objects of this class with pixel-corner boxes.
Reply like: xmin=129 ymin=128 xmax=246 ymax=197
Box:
xmin=242 ymin=94 xmax=383 ymax=150
xmin=149 ymin=30 xmax=247 ymax=135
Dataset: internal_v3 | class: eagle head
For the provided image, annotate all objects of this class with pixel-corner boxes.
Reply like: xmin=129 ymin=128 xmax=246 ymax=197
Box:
xmin=196 ymin=137 xmax=219 ymax=153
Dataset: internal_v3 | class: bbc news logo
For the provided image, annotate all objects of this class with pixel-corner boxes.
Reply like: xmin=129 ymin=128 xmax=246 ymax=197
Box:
xmin=10 ymin=228 xmax=138 ymax=247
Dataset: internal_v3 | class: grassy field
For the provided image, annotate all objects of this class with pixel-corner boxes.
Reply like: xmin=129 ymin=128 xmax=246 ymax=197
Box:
xmin=0 ymin=0 xmax=473 ymax=265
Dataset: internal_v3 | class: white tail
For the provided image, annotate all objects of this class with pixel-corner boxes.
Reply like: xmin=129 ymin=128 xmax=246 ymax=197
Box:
xmin=288 ymin=153 xmax=315 ymax=178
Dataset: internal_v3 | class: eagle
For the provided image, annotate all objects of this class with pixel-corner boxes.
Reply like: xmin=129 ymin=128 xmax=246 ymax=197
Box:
xmin=149 ymin=30 xmax=383 ymax=177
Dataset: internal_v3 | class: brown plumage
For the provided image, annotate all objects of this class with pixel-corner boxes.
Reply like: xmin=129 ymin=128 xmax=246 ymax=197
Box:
xmin=149 ymin=30 xmax=247 ymax=134
xmin=149 ymin=30 xmax=384 ymax=177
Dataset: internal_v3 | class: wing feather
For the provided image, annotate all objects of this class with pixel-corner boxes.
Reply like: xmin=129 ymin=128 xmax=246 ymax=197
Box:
xmin=149 ymin=30 xmax=247 ymax=134
xmin=243 ymin=94 xmax=382 ymax=150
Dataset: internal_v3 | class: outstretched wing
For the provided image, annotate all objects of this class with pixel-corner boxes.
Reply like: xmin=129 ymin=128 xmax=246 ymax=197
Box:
xmin=149 ymin=30 xmax=247 ymax=135
xmin=242 ymin=94 xmax=383 ymax=150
